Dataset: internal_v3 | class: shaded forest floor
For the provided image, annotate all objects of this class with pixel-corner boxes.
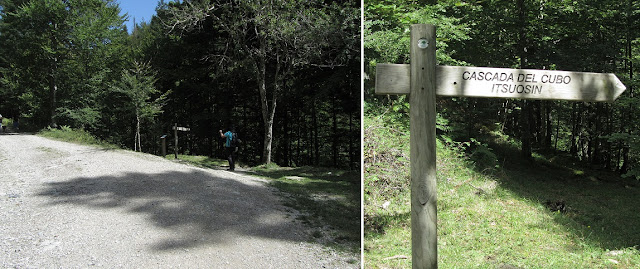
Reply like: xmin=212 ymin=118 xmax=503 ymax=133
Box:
xmin=364 ymin=114 xmax=640 ymax=268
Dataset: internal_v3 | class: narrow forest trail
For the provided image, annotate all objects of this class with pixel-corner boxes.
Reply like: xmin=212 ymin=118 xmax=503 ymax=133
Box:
xmin=0 ymin=134 xmax=356 ymax=268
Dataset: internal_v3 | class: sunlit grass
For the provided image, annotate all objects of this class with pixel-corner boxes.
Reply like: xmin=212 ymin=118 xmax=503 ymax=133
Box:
xmin=170 ymin=157 xmax=361 ymax=255
xmin=364 ymin=113 xmax=640 ymax=268
xmin=38 ymin=126 xmax=119 ymax=149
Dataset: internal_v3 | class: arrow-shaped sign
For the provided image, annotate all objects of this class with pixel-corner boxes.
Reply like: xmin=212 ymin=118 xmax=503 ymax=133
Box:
xmin=376 ymin=64 xmax=626 ymax=102
xmin=172 ymin=126 xmax=190 ymax=132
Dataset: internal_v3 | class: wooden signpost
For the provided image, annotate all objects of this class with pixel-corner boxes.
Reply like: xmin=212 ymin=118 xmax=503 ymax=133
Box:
xmin=375 ymin=24 xmax=626 ymax=269
xmin=377 ymin=64 xmax=626 ymax=102
xmin=172 ymin=123 xmax=191 ymax=158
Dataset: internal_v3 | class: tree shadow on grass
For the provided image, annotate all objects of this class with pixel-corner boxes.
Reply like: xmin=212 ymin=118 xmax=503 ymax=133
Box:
xmin=37 ymin=170 xmax=308 ymax=252
xmin=253 ymin=166 xmax=360 ymax=183
xmin=251 ymin=166 xmax=361 ymax=249
xmin=490 ymin=143 xmax=640 ymax=251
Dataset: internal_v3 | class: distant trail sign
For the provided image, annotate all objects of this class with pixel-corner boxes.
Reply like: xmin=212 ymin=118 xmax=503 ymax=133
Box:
xmin=172 ymin=126 xmax=191 ymax=132
xmin=172 ymin=123 xmax=190 ymax=159
xmin=377 ymin=65 xmax=626 ymax=102
xmin=374 ymin=24 xmax=626 ymax=269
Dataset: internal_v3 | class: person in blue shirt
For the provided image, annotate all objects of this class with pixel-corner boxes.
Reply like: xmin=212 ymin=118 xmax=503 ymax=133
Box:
xmin=219 ymin=126 xmax=236 ymax=171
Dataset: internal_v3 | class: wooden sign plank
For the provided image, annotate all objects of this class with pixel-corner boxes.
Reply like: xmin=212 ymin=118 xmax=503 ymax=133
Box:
xmin=172 ymin=126 xmax=190 ymax=131
xmin=375 ymin=63 xmax=411 ymax=95
xmin=376 ymin=64 xmax=627 ymax=102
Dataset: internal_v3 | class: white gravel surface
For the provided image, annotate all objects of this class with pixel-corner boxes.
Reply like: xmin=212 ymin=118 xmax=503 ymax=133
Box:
xmin=0 ymin=134 xmax=358 ymax=268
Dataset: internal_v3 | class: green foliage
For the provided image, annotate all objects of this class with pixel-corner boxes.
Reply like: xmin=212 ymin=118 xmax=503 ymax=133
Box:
xmin=364 ymin=0 xmax=470 ymax=66
xmin=364 ymin=112 xmax=640 ymax=267
xmin=165 ymin=154 xmax=229 ymax=169
xmin=0 ymin=0 xmax=126 ymax=128
xmin=366 ymin=0 xmax=640 ymax=178
xmin=469 ymin=139 xmax=499 ymax=171
xmin=363 ymin=110 xmax=410 ymax=208
xmin=252 ymin=165 xmax=360 ymax=254
xmin=1 ymin=0 xmax=358 ymax=168
xmin=604 ymin=133 xmax=640 ymax=180
xmin=365 ymin=2 xmax=640 ymax=266
xmin=38 ymin=125 xmax=118 ymax=149
xmin=111 ymin=61 xmax=165 ymax=118
xmin=147 ymin=0 xmax=359 ymax=167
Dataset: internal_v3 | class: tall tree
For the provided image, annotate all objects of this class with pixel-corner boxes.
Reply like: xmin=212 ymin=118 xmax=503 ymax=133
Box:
xmin=162 ymin=0 xmax=352 ymax=164
xmin=0 ymin=0 xmax=126 ymax=129
xmin=110 ymin=61 xmax=166 ymax=151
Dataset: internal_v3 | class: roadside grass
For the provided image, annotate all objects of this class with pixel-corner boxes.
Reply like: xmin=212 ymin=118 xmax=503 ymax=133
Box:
xmin=168 ymin=156 xmax=361 ymax=256
xmin=165 ymin=154 xmax=228 ymax=169
xmin=38 ymin=126 xmax=119 ymax=149
xmin=364 ymin=114 xmax=640 ymax=268
xmin=252 ymin=165 xmax=361 ymax=252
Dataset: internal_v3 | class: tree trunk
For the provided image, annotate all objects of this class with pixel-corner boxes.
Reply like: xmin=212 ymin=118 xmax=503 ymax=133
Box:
xmin=620 ymin=0 xmax=633 ymax=174
xmin=592 ymin=104 xmax=602 ymax=165
xmin=521 ymin=100 xmax=532 ymax=160
xmin=332 ymin=96 xmax=338 ymax=167
xmin=135 ymin=112 xmax=141 ymax=152
xmin=570 ymin=103 xmax=579 ymax=155
xmin=621 ymin=145 xmax=630 ymax=174
xmin=544 ymin=102 xmax=553 ymax=148
xmin=48 ymin=73 xmax=58 ymax=128
xmin=296 ymin=108 xmax=302 ymax=165
xmin=554 ymin=106 xmax=560 ymax=150
xmin=313 ymin=99 xmax=319 ymax=166
xmin=255 ymin=46 xmax=277 ymax=165
xmin=604 ymin=104 xmax=612 ymax=169
xmin=307 ymin=109 xmax=312 ymax=164
xmin=349 ymin=110 xmax=355 ymax=169
xmin=518 ymin=0 xmax=532 ymax=160
xmin=283 ymin=107 xmax=290 ymax=166
xmin=534 ymin=100 xmax=542 ymax=144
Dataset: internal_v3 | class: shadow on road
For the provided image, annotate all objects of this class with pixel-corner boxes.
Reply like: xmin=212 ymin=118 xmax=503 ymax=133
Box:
xmin=37 ymin=170 xmax=307 ymax=251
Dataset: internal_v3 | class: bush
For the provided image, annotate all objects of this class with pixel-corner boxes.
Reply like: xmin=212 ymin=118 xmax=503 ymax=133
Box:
xmin=470 ymin=143 xmax=498 ymax=171
xmin=38 ymin=126 xmax=118 ymax=149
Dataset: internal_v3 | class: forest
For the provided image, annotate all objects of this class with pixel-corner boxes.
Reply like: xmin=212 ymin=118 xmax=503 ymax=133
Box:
xmin=365 ymin=0 xmax=640 ymax=178
xmin=364 ymin=0 xmax=639 ymax=267
xmin=0 ymin=0 xmax=360 ymax=169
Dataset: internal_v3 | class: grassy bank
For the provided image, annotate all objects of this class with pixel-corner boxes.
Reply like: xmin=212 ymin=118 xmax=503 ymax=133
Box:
xmin=252 ymin=165 xmax=361 ymax=252
xmin=38 ymin=126 xmax=120 ymax=149
xmin=171 ymin=155 xmax=361 ymax=256
xmin=364 ymin=114 xmax=640 ymax=268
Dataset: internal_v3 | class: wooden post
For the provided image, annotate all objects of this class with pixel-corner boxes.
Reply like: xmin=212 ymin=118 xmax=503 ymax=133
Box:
xmin=174 ymin=123 xmax=178 ymax=159
xmin=375 ymin=24 xmax=626 ymax=269
xmin=161 ymin=135 xmax=167 ymax=157
xmin=410 ymin=24 xmax=437 ymax=269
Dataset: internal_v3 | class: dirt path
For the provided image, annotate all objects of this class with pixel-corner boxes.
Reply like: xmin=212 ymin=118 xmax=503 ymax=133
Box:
xmin=0 ymin=134 xmax=357 ymax=268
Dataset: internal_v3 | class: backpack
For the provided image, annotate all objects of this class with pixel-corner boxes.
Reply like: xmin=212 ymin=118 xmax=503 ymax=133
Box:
xmin=230 ymin=132 xmax=241 ymax=148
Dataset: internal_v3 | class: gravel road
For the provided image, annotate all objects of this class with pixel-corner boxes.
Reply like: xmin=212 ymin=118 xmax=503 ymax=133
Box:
xmin=0 ymin=134 xmax=358 ymax=268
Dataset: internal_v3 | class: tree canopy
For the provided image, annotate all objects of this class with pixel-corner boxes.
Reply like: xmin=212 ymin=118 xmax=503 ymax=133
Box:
xmin=0 ymin=0 xmax=360 ymax=169
xmin=365 ymin=0 xmax=640 ymax=178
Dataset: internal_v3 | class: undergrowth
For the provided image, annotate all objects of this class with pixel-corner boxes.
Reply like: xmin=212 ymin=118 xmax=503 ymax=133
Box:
xmin=364 ymin=111 xmax=640 ymax=268
xmin=167 ymin=156 xmax=361 ymax=259
xmin=252 ymin=165 xmax=361 ymax=256
xmin=38 ymin=126 xmax=119 ymax=149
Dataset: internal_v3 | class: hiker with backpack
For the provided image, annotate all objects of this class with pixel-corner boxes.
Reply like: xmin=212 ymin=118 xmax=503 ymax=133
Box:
xmin=219 ymin=126 xmax=240 ymax=171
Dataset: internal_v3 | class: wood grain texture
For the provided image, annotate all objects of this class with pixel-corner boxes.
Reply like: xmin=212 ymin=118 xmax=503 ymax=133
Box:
xmin=376 ymin=65 xmax=626 ymax=102
xmin=409 ymin=24 xmax=438 ymax=269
